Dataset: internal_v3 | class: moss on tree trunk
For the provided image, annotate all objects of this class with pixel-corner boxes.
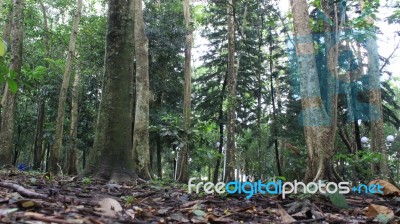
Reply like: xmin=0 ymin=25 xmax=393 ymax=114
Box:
xmin=84 ymin=0 xmax=137 ymax=183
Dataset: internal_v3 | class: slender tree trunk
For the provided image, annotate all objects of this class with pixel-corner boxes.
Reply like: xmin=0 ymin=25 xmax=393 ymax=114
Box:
xmin=177 ymin=0 xmax=193 ymax=183
xmin=256 ymin=11 xmax=263 ymax=178
xmin=359 ymin=0 xmax=389 ymax=178
xmin=133 ymin=0 xmax=151 ymax=179
xmin=84 ymin=0 xmax=136 ymax=182
xmin=269 ymin=28 xmax=281 ymax=177
xmin=33 ymin=0 xmax=49 ymax=171
xmin=12 ymin=124 xmax=21 ymax=166
xmin=225 ymin=0 xmax=236 ymax=182
xmin=213 ymin=71 xmax=227 ymax=183
xmin=0 ymin=0 xmax=24 ymax=166
xmin=33 ymin=99 xmax=45 ymax=170
xmin=66 ymin=70 xmax=79 ymax=175
xmin=50 ymin=0 xmax=82 ymax=173
xmin=156 ymin=133 xmax=162 ymax=179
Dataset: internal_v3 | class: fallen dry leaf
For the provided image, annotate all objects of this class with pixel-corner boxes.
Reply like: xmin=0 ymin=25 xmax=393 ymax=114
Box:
xmin=95 ymin=198 xmax=123 ymax=217
xmin=170 ymin=212 xmax=189 ymax=222
xmin=277 ymin=205 xmax=296 ymax=223
xmin=364 ymin=204 xmax=394 ymax=219
xmin=158 ymin=206 xmax=173 ymax=215
xmin=0 ymin=208 xmax=18 ymax=216
xmin=205 ymin=213 xmax=235 ymax=223
xmin=325 ymin=213 xmax=345 ymax=223
xmin=125 ymin=209 xmax=135 ymax=219
xmin=369 ymin=180 xmax=400 ymax=196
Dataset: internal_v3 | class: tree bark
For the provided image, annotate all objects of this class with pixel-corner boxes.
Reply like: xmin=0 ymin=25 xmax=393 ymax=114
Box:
xmin=33 ymin=99 xmax=45 ymax=170
xmin=359 ymin=0 xmax=389 ymax=178
xmin=133 ymin=0 xmax=151 ymax=180
xmin=50 ymin=0 xmax=82 ymax=173
xmin=66 ymin=70 xmax=79 ymax=175
xmin=212 ymin=72 xmax=227 ymax=183
xmin=33 ymin=0 xmax=49 ymax=171
xmin=0 ymin=0 xmax=24 ymax=166
xmin=269 ymin=27 xmax=281 ymax=177
xmin=0 ymin=12 xmax=12 ymax=121
xmin=177 ymin=0 xmax=193 ymax=183
xmin=225 ymin=0 xmax=236 ymax=182
xmin=84 ymin=0 xmax=136 ymax=182
xmin=156 ymin=133 xmax=162 ymax=179
xmin=290 ymin=0 xmax=341 ymax=182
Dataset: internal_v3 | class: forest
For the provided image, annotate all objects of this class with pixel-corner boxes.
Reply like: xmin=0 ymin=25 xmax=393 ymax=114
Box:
xmin=1 ymin=0 xmax=400 ymax=223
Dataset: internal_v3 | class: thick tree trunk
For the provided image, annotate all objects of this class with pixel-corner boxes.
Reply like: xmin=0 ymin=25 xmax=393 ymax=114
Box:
xmin=50 ymin=0 xmax=82 ymax=173
xmin=177 ymin=0 xmax=193 ymax=183
xmin=84 ymin=0 xmax=136 ymax=182
xmin=133 ymin=0 xmax=151 ymax=180
xmin=290 ymin=0 xmax=341 ymax=182
xmin=359 ymin=0 xmax=389 ymax=177
xmin=66 ymin=70 xmax=80 ymax=175
xmin=225 ymin=0 xmax=236 ymax=182
xmin=0 ymin=0 xmax=24 ymax=166
xmin=0 ymin=12 xmax=12 ymax=122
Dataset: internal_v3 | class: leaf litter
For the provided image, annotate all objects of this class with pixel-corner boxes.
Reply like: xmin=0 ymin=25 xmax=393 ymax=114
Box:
xmin=0 ymin=170 xmax=400 ymax=223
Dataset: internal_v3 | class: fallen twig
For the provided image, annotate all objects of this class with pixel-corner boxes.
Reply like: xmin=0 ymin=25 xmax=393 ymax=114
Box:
xmin=22 ymin=212 xmax=77 ymax=224
xmin=0 ymin=181 xmax=48 ymax=200
xmin=292 ymin=217 xmax=326 ymax=223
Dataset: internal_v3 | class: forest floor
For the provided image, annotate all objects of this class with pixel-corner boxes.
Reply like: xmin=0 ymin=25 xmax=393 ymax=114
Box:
xmin=1 ymin=170 xmax=400 ymax=223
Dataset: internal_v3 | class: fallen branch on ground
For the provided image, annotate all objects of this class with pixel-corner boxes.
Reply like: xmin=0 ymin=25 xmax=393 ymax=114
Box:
xmin=0 ymin=181 xmax=48 ymax=200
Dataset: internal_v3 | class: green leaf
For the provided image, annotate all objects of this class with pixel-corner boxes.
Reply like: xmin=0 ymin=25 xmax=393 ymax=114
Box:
xmin=375 ymin=214 xmax=390 ymax=224
xmin=7 ymin=79 xmax=18 ymax=93
xmin=0 ymin=39 xmax=7 ymax=57
xmin=192 ymin=209 xmax=206 ymax=217
xmin=9 ymin=69 xmax=16 ymax=79
xmin=328 ymin=191 xmax=349 ymax=209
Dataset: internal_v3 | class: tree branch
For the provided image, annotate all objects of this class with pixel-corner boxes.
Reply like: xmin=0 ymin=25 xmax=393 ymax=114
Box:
xmin=0 ymin=181 xmax=48 ymax=199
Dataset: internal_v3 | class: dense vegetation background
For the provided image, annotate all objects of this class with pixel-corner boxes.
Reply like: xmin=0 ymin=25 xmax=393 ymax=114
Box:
xmin=0 ymin=0 xmax=399 ymax=185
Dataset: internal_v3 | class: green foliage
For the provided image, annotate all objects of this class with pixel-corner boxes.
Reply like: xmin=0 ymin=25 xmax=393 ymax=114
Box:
xmin=192 ymin=209 xmax=206 ymax=217
xmin=375 ymin=214 xmax=391 ymax=224
xmin=335 ymin=151 xmax=383 ymax=181
xmin=121 ymin=195 xmax=135 ymax=205
xmin=0 ymin=38 xmax=6 ymax=56
xmin=82 ymin=177 xmax=92 ymax=185
xmin=327 ymin=191 xmax=349 ymax=209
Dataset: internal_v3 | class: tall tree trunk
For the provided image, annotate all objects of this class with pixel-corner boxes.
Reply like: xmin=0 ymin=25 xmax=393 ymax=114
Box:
xmin=33 ymin=99 xmax=45 ymax=170
xmin=50 ymin=0 xmax=82 ymax=173
xmin=66 ymin=70 xmax=79 ymax=175
xmin=177 ymin=0 xmax=193 ymax=183
xmin=33 ymin=0 xmax=50 ymax=171
xmin=269 ymin=28 xmax=281 ymax=177
xmin=256 ymin=5 xmax=263 ymax=178
xmin=156 ymin=133 xmax=162 ymax=179
xmin=133 ymin=0 xmax=151 ymax=179
xmin=290 ymin=0 xmax=341 ymax=182
xmin=359 ymin=0 xmax=389 ymax=177
xmin=0 ymin=12 xmax=12 ymax=123
xmin=225 ymin=0 xmax=236 ymax=182
xmin=0 ymin=0 xmax=24 ymax=166
xmin=84 ymin=0 xmax=136 ymax=182
xmin=213 ymin=68 xmax=227 ymax=184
